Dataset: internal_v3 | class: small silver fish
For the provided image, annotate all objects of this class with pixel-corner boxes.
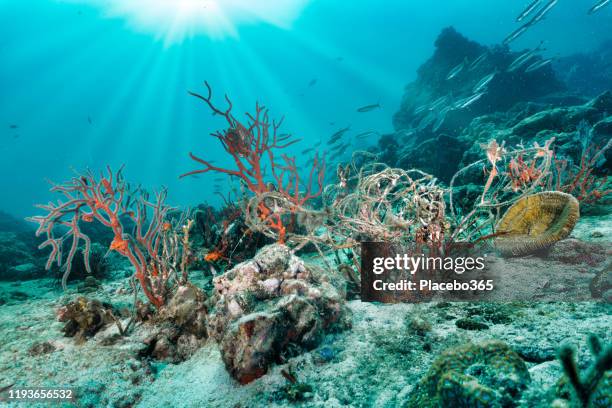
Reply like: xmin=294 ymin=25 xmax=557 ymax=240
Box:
xmin=356 ymin=103 xmax=381 ymax=112
xmin=332 ymin=141 xmax=351 ymax=151
xmin=507 ymin=42 xmax=545 ymax=72
xmin=413 ymin=104 xmax=429 ymax=115
xmin=528 ymin=0 xmax=558 ymax=25
xmin=417 ymin=111 xmax=436 ymax=131
xmin=446 ymin=58 xmax=467 ymax=80
xmin=588 ymin=0 xmax=611 ymax=14
xmin=398 ymin=128 xmax=416 ymax=140
xmin=328 ymin=126 xmax=350 ymax=144
xmin=308 ymin=78 xmax=317 ymax=87
xmin=429 ymin=95 xmax=449 ymax=111
xmin=503 ymin=22 xmax=531 ymax=45
xmin=432 ymin=107 xmax=451 ymax=132
xmin=355 ymin=130 xmax=380 ymax=139
xmin=473 ymin=71 xmax=497 ymax=93
xmin=517 ymin=0 xmax=542 ymax=21
xmin=525 ymin=57 xmax=553 ymax=72
xmin=469 ymin=51 xmax=489 ymax=71
xmin=456 ymin=92 xmax=486 ymax=109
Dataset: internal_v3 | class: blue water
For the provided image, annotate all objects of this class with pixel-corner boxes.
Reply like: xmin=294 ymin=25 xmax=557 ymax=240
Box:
xmin=0 ymin=0 xmax=610 ymax=217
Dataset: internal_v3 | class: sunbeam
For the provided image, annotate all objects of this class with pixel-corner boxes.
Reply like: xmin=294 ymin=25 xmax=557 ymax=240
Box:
xmin=61 ymin=0 xmax=312 ymax=44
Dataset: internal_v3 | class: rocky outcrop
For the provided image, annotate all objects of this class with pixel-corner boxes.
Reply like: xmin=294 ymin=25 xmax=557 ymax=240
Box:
xmin=208 ymin=244 xmax=350 ymax=384
xmin=392 ymin=27 xmax=564 ymax=141
xmin=407 ymin=340 xmax=531 ymax=408
xmin=0 ymin=210 xmax=46 ymax=280
xmin=57 ymin=297 xmax=116 ymax=344
xmin=554 ymin=39 xmax=612 ymax=97
xmin=387 ymin=91 xmax=611 ymax=185
xmin=141 ymin=285 xmax=208 ymax=363
xmin=458 ymin=92 xmax=612 ymax=170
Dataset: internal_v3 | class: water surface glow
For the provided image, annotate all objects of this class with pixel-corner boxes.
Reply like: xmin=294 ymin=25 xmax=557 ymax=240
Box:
xmin=61 ymin=0 xmax=312 ymax=43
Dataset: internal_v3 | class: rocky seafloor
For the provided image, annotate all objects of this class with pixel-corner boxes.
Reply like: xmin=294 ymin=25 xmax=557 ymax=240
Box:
xmin=1 ymin=27 xmax=611 ymax=408
xmin=0 ymin=213 xmax=610 ymax=408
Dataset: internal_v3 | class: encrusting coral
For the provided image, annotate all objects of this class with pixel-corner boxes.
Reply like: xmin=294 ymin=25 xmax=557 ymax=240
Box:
xmin=406 ymin=340 xmax=531 ymax=408
xmin=494 ymin=191 xmax=580 ymax=256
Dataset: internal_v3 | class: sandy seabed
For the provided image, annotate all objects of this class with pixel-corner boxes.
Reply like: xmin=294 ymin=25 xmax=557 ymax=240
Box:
xmin=0 ymin=215 xmax=610 ymax=408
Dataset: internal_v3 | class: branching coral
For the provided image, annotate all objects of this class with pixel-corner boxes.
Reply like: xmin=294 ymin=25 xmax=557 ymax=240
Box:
xmin=449 ymin=126 xmax=609 ymax=246
xmin=181 ymin=82 xmax=325 ymax=244
xmin=324 ymin=159 xmax=447 ymax=247
xmin=557 ymin=335 xmax=612 ymax=408
xmin=28 ymin=166 xmax=192 ymax=309
xmin=449 ymin=138 xmax=556 ymax=243
xmin=552 ymin=138 xmax=612 ymax=204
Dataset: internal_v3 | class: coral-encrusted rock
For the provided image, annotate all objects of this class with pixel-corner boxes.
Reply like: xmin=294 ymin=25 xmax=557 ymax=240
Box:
xmin=141 ymin=284 xmax=208 ymax=363
xmin=209 ymin=244 xmax=349 ymax=384
xmin=158 ymin=284 xmax=208 ymax=336
xmin=57 ymin=297 xmax=115 ymax=344
xmin=407 ymin=340 xmax=531 ymax=408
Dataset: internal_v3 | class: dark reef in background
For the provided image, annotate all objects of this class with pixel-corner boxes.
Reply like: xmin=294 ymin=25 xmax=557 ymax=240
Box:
xmin=190 ymin=202 xmax=273 ymax=269
xmin=554 ymin=40 xmax=612 ymax=97
xmin=382 ymin=27 xmax=611 ymax=185
xmin=0 ymin=210 xmax=120 ymax=283
xmin=392 ymin=27 xmax=564 ymax=138
xmin=0 ymin=210 xmax=46 ymax=280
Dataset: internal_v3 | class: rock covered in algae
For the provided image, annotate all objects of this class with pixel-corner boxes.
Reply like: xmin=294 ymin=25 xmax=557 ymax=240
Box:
xmin=140 ymin=284 xmax=208 ymax=363
xmin=56 ymin=297 xmax=115 ymax=344
xmin=406 ymin=340 xmax=530 ymax=408
xmin=208 ymin=244 xmax=350 ymax=384
xmin=495 ymin=191 xmax=580 ymax=257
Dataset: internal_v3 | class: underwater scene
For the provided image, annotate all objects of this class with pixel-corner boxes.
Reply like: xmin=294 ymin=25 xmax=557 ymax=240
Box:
xmin=0 ymin=0 xmax=611 ymax=407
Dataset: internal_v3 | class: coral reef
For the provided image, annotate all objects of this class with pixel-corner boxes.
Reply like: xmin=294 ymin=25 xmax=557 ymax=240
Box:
xmin=385 ymin=27 xmax=611 ymax=197
xmin=11 ymin=27 xmax=610 ymax=399
xmin=27 ymin=166 xmax=194 ymax=309
xmin=407 ymin=340 xmax=531 ymax=408
xmin=495 ymin=191 xmax=580 ymax=256
xmin=207 ymin=244 xmax=349 ymax=384
xmin=182 ymin=82 xmax=325 ymax=245
xmin=392 ymin=27 xmax=564 ymax=144
xmin=190 ymin=202 xmax=271 ymax=268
